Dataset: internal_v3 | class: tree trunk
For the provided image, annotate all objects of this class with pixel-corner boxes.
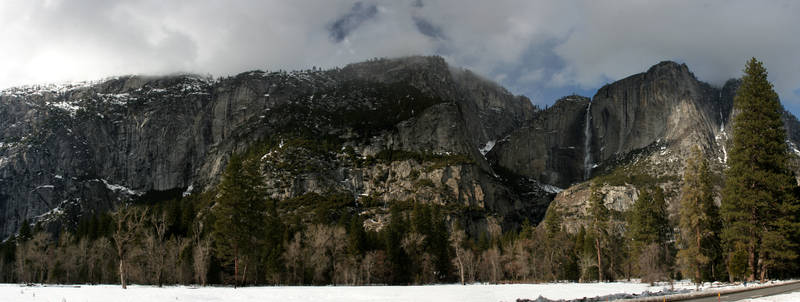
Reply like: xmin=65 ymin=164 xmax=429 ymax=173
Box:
xmin=458 ymin=257 xmax=465 ymax=285
xmin=696 ymin=229 xmax=702 ymax=285
xmin=711 ymin=261 xmax=716 ymax=282
xmin=234 ymin=254 xmax=239 ymax=288
xmin=728 ymin=253 xmax=734 ymax=283
xmin=455 ymin=249 xmax=465 ymax=285
xmin=119 ymin=259 xmax=126 ymax=289
xmin=747 ymin=244 xmax=756 ymax=281
xmin=242 ymin=263 xmax=248 ymax=286
xmin=595 ymin=237 xmax=603 ymax=282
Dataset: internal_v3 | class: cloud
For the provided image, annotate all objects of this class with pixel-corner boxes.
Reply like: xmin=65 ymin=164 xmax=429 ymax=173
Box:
xmin=1 ymin=0 xmax=799 ymax=113
xmin=554 ymin=1 xmax=800 ymax=94
xmin=328 ymin=2 xmax=379 ymax=43
xmin=412 ymin=16 xmax=445 ymax=39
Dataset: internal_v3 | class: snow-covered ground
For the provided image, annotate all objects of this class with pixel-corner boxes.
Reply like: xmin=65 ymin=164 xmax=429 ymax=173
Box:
xmin=742 ymin=292 xmax=800 ymax=302
xmin=0 ymin=281 xmax=784 ymax=302
xmin=0 ymin=282 xmax=658 ymax=302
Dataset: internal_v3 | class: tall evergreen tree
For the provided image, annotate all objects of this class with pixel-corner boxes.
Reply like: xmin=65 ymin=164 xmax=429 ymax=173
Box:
xmin=428 ymin=206 xmax=451 ymax=281
xmin=212 ymin=154 xmax=269 ymax=287
xmin=18 ymin=220 xmax=32 ymax=242
xmin=587 ymin=181 xmax=609 ymax=281
xmin=722 ymin=58 xmax=799 ymax=281
xmin=629 ymin=187 xmax=670 ymax=245
xmin=677 ymin=146 xmax=722 ymax=285
xmin=628 ymin=186 xmax=672 ymax=282
xmin=544 ymin=205 xmax=563 ymax=237
xmin=385 ymin=204 xmax=410 ymax=284
xmin=347 ymin=215 xmax=367 ymax=257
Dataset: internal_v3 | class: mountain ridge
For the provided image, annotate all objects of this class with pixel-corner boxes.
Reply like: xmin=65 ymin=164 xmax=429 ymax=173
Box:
xmin=2 ymin=56 xmax=799 ymax=240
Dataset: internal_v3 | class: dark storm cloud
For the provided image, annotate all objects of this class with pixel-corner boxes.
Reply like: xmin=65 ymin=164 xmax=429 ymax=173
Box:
xmin=327 ymin=2 xmax=379 ymax=43
xmin=1 ymin=0 xmax=799 ymax=114
xmin=412 ymin=16 xmax=445 ymax=39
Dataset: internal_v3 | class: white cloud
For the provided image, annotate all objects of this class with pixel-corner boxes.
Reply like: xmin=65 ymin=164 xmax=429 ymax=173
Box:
xmin=554 ymin=0 xmax=800 ymax=99
xmin=0 ymin=0 xmax=798 ymax=109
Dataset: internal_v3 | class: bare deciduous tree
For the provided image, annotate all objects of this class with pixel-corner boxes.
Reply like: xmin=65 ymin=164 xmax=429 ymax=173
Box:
xmin=144 ymin=211 xmax=168 ymax=286
xmin=480 ymin=247 xmax=501 ymax=284
xmin=463 ymin=248 xmax=478 ymax=283
xmin=16 ymin=233 xmax=51 ymax=283
xmin=503 ymin=239 xmax=530 ymax=281
xmin=307 ymin=224 xmax=347 ymax=284
xmin=57 ymin=232 xmax=81 ymax=283
xmin=21 ymin=232 xmax=52 ymax=283
xmin=15 ymin=241 xmax=28 ymax=283
xmin=579 ymin=253 xmax=597 ymax=282
xmin=168 ymin=236 xmax=190 ymax=285
xmin=193 ymin=238 xmax=211 ymax=286
xmin=113 ymin=206 xmax=148 ymax=289
xmin=638 ymin=243 xmax=669 ymax=284
xmin=401 ymin=232 xmax=427 ymax=284
xmin=282 ymin=233 xmax=304 ymax=285
xmin=88 ymin=237 xmax=114 ymax=284
xmin=449 ymin=228 xmax=468 ymax=285
xmin=360 ymin=250 xmax=378 ymax=285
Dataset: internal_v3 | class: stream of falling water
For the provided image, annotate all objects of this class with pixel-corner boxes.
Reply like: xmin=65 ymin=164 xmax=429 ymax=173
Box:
xmin=583 ymin=101 xmax=592 ymax=180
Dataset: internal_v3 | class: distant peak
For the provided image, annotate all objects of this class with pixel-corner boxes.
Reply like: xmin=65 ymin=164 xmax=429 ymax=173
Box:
xmin=646 ymin=60 xmax=689 ymax=73
xmin=342 ymin=55 xmax=448 ymax=72
xmin=551 ymin=94 xmax=590 ymax=108
xmin=337 ymin=55 xmax=453 ymax=85
xmin=556 ymin=94 xmax=590 ymax=103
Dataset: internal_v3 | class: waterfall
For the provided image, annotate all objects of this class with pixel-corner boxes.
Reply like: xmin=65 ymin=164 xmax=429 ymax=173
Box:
xmin=583 ymin=102 xmax=593 ymax=180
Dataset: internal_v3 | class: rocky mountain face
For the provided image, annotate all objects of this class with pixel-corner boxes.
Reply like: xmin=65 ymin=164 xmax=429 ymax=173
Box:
xmin=2 ymin=56 xmax=799 ymax=239
xmin=0 ymin=56 xmax=546 ymax=239
xmin=488 ymin=95 xmax=591 ymax=189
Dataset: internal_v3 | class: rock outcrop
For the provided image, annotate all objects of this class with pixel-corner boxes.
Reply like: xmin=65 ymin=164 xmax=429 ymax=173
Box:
xmin=488 ymin=95 xmax=590 ymax=188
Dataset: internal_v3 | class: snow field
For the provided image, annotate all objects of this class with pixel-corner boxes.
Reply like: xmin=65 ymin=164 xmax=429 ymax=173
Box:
xmin=0 ymin=282 xmax=661 ymax=302
xmin=0 ymin=281 xmax=784 ymax=302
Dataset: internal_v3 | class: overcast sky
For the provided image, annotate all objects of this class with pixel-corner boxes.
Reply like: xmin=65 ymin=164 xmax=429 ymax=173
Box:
xmin=1 ymin=0 xmax=799 ymax=113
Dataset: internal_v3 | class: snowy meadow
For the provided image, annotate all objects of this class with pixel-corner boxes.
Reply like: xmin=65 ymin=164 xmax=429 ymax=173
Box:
xmin=0 ymin=281 xmax=764 ymax=302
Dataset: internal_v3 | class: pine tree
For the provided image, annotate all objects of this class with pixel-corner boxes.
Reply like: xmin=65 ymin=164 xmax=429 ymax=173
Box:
xmin=629 ymin=188 xmax=670 ymax=245
xmin=17 ymin=220 xmax=32 ymax=242
xmin=428 ymin=206 xmax=451 ymax=281
xmin=544 ymin=205 xmax=563 ymax=237
xmin=677 ymin=146 xmax=722 ymax=285
xmin=722 ymin=58 xmax=799 ymax=282
xmin=587 ymin=181 xmax=609 ymax=281
xmin=347 ymin=216 xmax=367 ymax=257
xmin=385 ymin=204 xmax=410 ymax=284
xmin=211 ymin=154 xmax=269 ymax=287
xmin=628 ymin=186 xmax=671 ymax=282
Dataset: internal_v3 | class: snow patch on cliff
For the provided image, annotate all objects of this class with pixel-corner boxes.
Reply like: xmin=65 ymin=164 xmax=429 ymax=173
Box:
xmin=100 ymin=179 xmax=143 ymax=196
xmin=49 ymin=101 xmax=81 ymax=116
xmin=479 ymin=140 xmax=495 ymax=156
xmin=540 ymin=184 xmax=563 ymax=194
